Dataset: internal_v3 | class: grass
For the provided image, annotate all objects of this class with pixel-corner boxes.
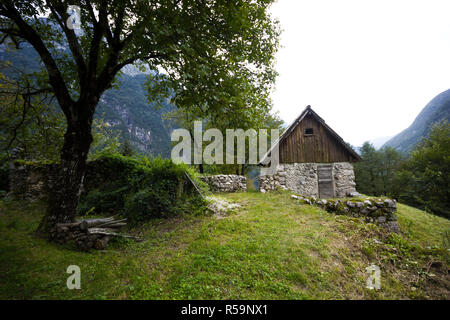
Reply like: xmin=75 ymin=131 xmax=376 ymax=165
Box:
xmin=0 ymin=191 xmax=449 ymax=300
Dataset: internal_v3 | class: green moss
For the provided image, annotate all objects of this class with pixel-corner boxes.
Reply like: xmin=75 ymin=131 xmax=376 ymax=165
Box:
xmin=13 ymin=159 xmax=57 ymax=167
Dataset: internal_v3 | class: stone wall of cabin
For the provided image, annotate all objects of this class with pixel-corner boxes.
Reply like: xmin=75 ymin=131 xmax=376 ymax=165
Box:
xmin=257 ymin=162 xmax=357 ymax=198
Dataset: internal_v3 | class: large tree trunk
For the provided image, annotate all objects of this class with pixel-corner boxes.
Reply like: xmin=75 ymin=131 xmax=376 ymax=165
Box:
xmin=37 ymin=106 xmax=94 ymax=236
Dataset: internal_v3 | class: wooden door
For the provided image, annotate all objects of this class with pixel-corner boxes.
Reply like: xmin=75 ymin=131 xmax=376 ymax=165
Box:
xmin=317 ymin=164 xmax=334 ymax=198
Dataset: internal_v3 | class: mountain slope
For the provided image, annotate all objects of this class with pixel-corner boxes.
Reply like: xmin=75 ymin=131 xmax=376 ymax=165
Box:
xmin=96 ymin=74 xmax=175 ymax=157
xmin=383 ymin=89 xmax=450 ymax=153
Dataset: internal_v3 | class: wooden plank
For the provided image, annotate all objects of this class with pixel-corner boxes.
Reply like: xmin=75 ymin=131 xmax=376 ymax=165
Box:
xmin=317 ymin=164 xmax=334 ymax=198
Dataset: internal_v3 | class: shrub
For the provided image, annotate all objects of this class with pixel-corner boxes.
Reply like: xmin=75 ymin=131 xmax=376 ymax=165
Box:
xmin=124 ymin=187 xmax=174 ymax=222
xmin=78 ymin=153 xmax=206 ymax=223
xmin=77 ymin=186 xmax=130 ymax=216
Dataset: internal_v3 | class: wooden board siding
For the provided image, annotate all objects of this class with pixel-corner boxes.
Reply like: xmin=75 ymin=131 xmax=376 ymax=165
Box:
xmin=279 ymin=113 xmax=357 ymax=164
xmin=317 ymin=164 xmax=334 ymax=198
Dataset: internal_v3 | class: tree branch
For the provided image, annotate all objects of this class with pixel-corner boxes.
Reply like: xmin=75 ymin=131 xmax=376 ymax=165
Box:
xmin=1 ymin=2 xmax=73 ymax=114
xmin=86 ymin=1 xmax=109 ymax=81
xmin=46 ymin=1 xmax=88 ymax=86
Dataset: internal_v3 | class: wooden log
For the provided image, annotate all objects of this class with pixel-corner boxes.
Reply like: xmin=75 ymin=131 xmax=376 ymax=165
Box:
xmin=87 ymin=227 xmax=118 ymax=235
xmin=87 ymin=227 xmax=142 ymax=241
xmin=56 ymin=225 xmax=69 ymax=233
xmin=185 ymin=171 xmax=206 ymax=199
xmin=95 ymin=218 xmax=127 ymax=228
xmin=97 ymin=222 xmax=127 ymax=229
xmin=56 ymin=221 xmax=81 ymax=229
xmin=95 ymin=237 xmax=110 ymax=250
xmin=79 ymin=217 xmax=116 ymax=230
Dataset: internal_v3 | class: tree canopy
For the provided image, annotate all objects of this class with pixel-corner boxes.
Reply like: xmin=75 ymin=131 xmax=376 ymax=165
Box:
xmin=1 ymin=0 xmax=279 ymax=122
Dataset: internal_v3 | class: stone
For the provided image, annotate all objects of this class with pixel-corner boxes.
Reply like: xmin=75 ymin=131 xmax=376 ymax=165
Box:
xmin=377 ymin=216 xmax=386 ymax=223
xmin=199 ymin=175 xmax=247 ymax=193
xmin=384 ymin=199 xmax=396 ymax=208
xmin=361 ymin=208 xmax=369 ymax=215
xmin=373 ymin=238 xmax=382 ymax=244
xmin=384 ymin=221 xmax=400 ymax=233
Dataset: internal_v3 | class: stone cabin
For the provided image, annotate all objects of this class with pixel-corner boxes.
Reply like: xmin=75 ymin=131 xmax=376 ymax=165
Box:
xmin=258 ymin=105 xmax=362 ymax=198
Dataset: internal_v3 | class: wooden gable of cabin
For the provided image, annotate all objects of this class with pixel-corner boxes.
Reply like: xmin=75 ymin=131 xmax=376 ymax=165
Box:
xmin=277 ymin=106 xmax=361 ymax=164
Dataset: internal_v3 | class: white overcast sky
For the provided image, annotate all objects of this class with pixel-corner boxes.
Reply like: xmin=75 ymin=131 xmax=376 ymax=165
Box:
xmin=269 ymin=0 xmax=450 ymax=146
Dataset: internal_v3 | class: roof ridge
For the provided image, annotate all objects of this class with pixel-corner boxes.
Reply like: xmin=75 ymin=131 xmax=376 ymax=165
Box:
xmin=258 ymin=105 xmax=362 ymax=165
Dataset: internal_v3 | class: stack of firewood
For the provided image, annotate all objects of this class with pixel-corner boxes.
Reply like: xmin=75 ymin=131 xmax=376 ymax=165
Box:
xmin=51 ymin=216 xmax=140 ymax=251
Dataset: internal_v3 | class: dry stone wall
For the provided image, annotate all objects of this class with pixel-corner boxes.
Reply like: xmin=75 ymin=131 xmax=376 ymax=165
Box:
xmin=199 ymin=175 xmax=247 ymax=193
xmin=8 ymin=158 xmax=133 ymax=200
xmin=9 ymin=162 xmax=249 ymax=200
xmin=8 ymin=162 xmax=58 ymax=200
xmin=291 ymin=194 xmax=399 ymax=232
xmin=258 ymin=162 xmax=357 ymax=198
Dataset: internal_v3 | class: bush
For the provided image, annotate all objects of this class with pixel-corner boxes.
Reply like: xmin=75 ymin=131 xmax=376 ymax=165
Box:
xmin=124 ymin=188 xmax=173 ymax=222
xmin=77 ymin=187 xmax=130 ymax=216
xmin=78 ymin=153 xmax=206 ymax=223
xmin=395 ymin=121 xmax=450 ymax=218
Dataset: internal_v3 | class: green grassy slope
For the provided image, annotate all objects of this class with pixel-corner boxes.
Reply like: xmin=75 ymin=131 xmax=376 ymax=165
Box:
xmin=0 ymin=192 xmax=448 ymax=300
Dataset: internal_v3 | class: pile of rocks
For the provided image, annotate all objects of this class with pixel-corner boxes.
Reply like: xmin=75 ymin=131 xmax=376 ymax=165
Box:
xmin=206 ymin=196 xmax=241 ymax=217
xmin=199 ymin=175 xmax=247 ymax=193
xmin=291 ymin=194 xmax=400 ymax=233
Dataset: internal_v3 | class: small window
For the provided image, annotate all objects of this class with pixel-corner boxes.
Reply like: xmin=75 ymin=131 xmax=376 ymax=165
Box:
xmin=304 ymin=128 xmax=314 ymax=135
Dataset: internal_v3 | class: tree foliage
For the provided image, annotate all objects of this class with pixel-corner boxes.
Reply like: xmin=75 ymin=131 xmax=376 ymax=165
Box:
xmin=354 ymin=142 xmax=405 ymax=197
xmin=119 ymin=138 xmax=136 ymax=157
xmin=355 ymin=121 xmax=450 ymax=218
xmin=393 ymin=121 xmax=450 ymax=218
xmin=0 ymin=70 xmax=121 ymax=162
xmin=0 ymin=70 xmax=65 ymax=161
